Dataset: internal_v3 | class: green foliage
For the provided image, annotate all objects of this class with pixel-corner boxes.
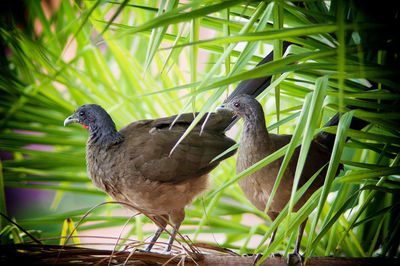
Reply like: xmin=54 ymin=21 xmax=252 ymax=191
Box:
xmin=0 ymin=0 xmax=399 ymax=259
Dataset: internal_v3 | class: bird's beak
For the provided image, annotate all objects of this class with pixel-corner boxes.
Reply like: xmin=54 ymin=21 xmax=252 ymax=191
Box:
xmin=64 ymin=114 xmax=80 ymax=126
xmin=216 ymin=103 xmax=240 ymax=119
xmin=216 ymin=103 xmax=232 ymax=113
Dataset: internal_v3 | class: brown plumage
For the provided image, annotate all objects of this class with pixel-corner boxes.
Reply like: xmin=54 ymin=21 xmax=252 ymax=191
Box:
xmin=64 ymin=106 xmax=236 ymax=252
xmin=220 ymin=95 xmax=367 ymax=263
xmin=63 ymin=45 xmax=296 ymax=253
xmin=227 ymin=95 xmax=329 ymax=218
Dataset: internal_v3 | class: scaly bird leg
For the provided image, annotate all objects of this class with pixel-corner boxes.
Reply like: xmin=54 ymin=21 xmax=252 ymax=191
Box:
xmin=287 ymin=219 xmax=307 ymax=266
xmin=253 ymin=227 xmax=279 ymax=265
xmin=144 ymin=215 xmax=168 ymax=252
xmin=162 ymin=225 xmax=180 ymax=254
xmin=269 ymin=227 xmax=277 ymax=248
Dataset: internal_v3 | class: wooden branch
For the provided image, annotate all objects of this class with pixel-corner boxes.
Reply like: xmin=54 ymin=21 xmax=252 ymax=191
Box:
xmin=1 ymin=244 xmax=399 ymax=266
xmin=202 ymin=255 xmax=399 ymax=266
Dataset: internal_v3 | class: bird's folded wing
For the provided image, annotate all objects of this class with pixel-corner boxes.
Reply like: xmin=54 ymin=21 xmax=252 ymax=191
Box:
xmin=147 ymin=111 xmax=235 ymax=133
xmin=119 ymin=113 xmax=236 ymax=183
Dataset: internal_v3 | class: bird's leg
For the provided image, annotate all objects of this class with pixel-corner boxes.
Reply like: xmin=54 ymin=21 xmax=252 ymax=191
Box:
xmin=269 ymin=228 xmax=282 ymax=257
xmin=269 ymin=227 xmax=277 ymax=248
xmin=253 ymin=227 xmax=278 ymax=264
xmin=267 ymin=212 xmax=281 ymax=257
xmin=162 ymin=224 xmax=180 ymax=254
xmin=144 ymin=215 xmax=168 ymax=252
xmin=144 ymin=227 xmax=162 ymax=252
xmin=252 ymin=212 xmax=280 ymax=264
xmin=287 ymin=218 xmax=307 ymax=266
xmin=162 ymin=209 xmax=184 ymax=253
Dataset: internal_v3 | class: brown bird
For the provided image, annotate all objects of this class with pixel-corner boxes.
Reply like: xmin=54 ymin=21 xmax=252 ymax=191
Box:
xmin=63 ymin=106 xmax=236 ymax=252
xmin=63 ymin=44 xmax=293 ymax=253
xmin=220 ymin=94 xmax=367 ymax=263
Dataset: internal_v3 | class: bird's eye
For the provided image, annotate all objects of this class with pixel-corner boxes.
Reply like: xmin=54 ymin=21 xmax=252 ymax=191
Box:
xmin=234 ymin=102 xmax=240 ymax=108
xmin=79 ymin=111 xmax=85 ymax=116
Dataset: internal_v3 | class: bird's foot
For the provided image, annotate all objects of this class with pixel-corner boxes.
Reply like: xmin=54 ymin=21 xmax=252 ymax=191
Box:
xmin=134 ymin=248 xmax=151 ymax=253
xmin=160 ymin=245 xmax=173 ymax=255
xmin=252 ymin=253 xmax=262 ymax=265
xmin=134 ymin=247 xmax=172 ymax=255
xmin=242 ymin=253 xmax=255 ymax=257
xmin=134 ymin=244 xmax=156 ymax=253
xmin=287 ymin=252 xmax=303 ymax=266
xmin=135 ymin=248 xmax=159 ymax=253
xmin=243 ymin=253 xmax=282 ymax=265
xmin=161 ymin=249 xmax=172 ymax=255
xmin=242 ymin=253 xmax=262 ymax=264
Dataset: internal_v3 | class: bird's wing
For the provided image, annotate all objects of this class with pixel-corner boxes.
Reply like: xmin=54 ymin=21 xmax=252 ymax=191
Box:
xmin=119 ymin=113 xmax=236 ymax=183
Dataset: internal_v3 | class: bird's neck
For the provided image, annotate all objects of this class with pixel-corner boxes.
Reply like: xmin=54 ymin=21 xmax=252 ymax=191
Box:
xmin=240 ymin=105 xmax=270 ymax=147
xmin=88 ymin=123 xmax=124 ymax=148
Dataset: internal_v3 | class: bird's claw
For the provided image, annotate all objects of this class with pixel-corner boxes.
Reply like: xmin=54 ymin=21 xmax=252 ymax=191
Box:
xmin=287 ymin=252 xmax=303 ymax=266
xmin=161 ymin=249 xmax=172 ymax=255
xmin=134 ymin=248 xmax=151 ymax=253
xmin=244 ymin=253 xmax=282 ymax=265
xmin=134 ymin=247 xmax=172 ymax=255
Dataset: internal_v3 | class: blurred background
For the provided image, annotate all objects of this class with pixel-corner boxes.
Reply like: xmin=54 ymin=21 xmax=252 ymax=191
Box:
xmin=1 ymin=0 xmax=399 ymax=258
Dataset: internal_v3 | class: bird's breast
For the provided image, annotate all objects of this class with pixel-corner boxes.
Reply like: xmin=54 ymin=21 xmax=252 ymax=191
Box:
xmin=86 ymin=143 xmax=125 ymax=195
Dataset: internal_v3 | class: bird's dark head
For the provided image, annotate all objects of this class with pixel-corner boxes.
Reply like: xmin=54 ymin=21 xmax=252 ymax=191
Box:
xmin=64 ymin=104 xmax=123 ymax=146
xmin=218 ymin=94 xmax=264 ymax=120
xmin=64 ymin=104 xmax=112 ymax=130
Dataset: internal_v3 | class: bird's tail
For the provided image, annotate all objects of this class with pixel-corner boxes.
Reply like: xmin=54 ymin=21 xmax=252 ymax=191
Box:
xmin=226 ymin=41 xmax=292 ymax=103
xmin=316 ymin=110 xmax=369 ymax=151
